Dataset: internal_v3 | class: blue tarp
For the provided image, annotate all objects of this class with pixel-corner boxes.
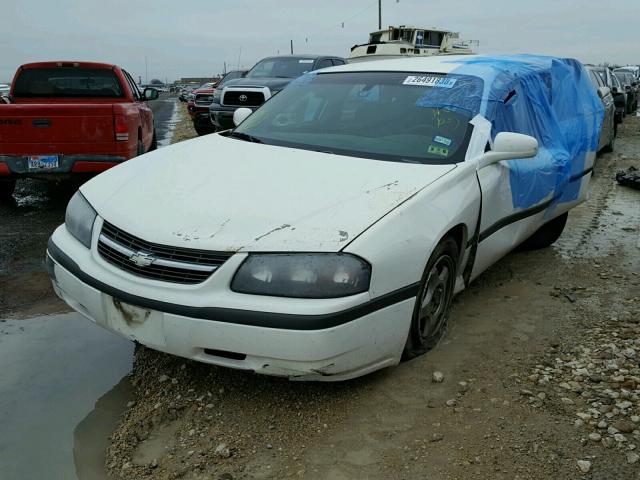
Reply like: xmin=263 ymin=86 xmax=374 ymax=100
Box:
xmin=446 ymin=55 xmax=604 ymax=210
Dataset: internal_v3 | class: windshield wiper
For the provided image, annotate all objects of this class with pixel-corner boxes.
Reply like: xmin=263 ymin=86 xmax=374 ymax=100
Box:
xmin=229 ymin=131 xmax=263 ymax=143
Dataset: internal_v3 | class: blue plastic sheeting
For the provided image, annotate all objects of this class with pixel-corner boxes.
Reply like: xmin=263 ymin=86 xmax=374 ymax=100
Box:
xmin=446 ymin=55 xmax=604 ymax=210
xmin=411 ymin=74 xmax=484 ymax=118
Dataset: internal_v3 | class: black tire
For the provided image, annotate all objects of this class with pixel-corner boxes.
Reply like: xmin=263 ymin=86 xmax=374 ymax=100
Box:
xmin=136 ymin=138 xmax=144 ymax=156
xmin=194 ymin=124 xmax=215 ymax=136
xmin=403 ymin=237 xmax=458 ymax=360
xmin=0 ymin=179 xmax=16 ymax=200
xmin=518 ymin=212 xmax=568 ymax=251
xmin=603 ymin=123 xmax=615 ymax=153
xmin=149 ymin=129 xmax=157 ymax=151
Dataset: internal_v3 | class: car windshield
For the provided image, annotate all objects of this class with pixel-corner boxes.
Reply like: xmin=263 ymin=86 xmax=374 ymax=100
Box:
xmin=245 ymin=57 xmax=316 ymax=79
xmin=615 ymin=73 xmax=630 ymax=86
xmin=219 ymin=70 xmax=244 ymax=86
xmin=233 ymin=71 xmax=484 ymax=164
xmin=13 ymin=67 xmax=124 ymax=98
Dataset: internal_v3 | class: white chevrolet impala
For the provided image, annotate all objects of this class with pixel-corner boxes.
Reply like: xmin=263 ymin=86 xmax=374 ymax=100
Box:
xmin=47 ymin=55 xmax=603 ymax=380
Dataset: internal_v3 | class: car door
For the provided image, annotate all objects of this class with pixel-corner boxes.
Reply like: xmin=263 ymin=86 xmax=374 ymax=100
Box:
xmin=592 ymin=71 xmax=614 ymax=148
xmin=470 ymin=91 xmax=556 ymax=278
xmin=123 ymin=70 xmax=153 ymax=146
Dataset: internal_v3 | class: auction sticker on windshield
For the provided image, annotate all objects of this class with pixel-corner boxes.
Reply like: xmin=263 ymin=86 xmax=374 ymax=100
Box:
xmin=28 ymin=155 xmax=58 ymax=170
xmin=403 ymin=76 xmax=457 ymax=88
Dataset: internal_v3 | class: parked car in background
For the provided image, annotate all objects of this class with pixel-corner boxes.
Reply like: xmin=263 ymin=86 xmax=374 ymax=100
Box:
xmin=210 ymin=55 xmax=346 ymax=130
xmin=47 ymin=55 xmax=602 ymax=380
xmin=614 ymin=71 xmax=638 ymax=114
xmin=0 ymin=84 xmax=10 ymax=96
xmin=586 ymin=66 xmax=616 ymax=152
xmin=614 ymin=66 xmax=640 ymax=80
xmin=179 ymin=84 xmax=199 ymax=102
xmin=0 ymin=61 xmax=159 ymax=199
xmin=188 ymin=71 xmax=247 ymax=136
xmin=610 ymin=73 xmax=627 ymax=123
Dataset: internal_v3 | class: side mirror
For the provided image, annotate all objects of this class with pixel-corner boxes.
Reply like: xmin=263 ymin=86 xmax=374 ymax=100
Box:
xmin=233 ymin=107 xmax=253 ymax=126
xmin=477 ymin=132 xmax=538 ymax=169
xmin=143 ymin=87 xmax=159 ymax=101
xmin=597 ymin=86 xmax=611 ymax=98
xmin=611 ymin=86 xmax=618 ymax=94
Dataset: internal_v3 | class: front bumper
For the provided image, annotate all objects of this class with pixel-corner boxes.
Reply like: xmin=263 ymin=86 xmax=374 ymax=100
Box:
xmin=0 ymin=154 xmax=126 ymax=178
xmin=46 ymin=226 xmax=414 ymax=381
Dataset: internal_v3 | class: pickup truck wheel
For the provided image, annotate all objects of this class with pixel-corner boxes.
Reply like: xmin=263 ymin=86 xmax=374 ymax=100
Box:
xmin=194 ymin=124 xmax=215 ymax=136
xmin=402 ymin=237 xmax=458 ymax=360
xmin=0 ymin=179 xmax=16 ymax=200
xmin=136 ymin=139 xmax=144 ymax=156
xmin=518 ymin=212 xmax=568 ymax=251
xmin=149 ymin=130 xmax=158 ymax=151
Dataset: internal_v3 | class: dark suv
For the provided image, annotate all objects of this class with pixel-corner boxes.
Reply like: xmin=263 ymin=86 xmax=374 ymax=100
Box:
xmin=209 ymin=55 xmax=346 ymax=130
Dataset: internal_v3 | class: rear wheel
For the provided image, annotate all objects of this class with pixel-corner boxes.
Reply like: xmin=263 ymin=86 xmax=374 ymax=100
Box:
xmin=403 ymin=237 xmax=458 ymax=360
xmin=149 ymin=129 xmax=157 ymax=151
xmin=518 ymin=212 xmax=568 ymax=251
xmin=136 ymin=138 xmax=144 ymax=156
xmin=0 ymin=179 xmax=16 ymax=200
xmin=603 ymin=123 xmax=616 ymax=152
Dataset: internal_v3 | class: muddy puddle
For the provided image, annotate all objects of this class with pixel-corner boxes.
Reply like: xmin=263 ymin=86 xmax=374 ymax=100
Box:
xmin=0 ymin=313 xmax=134 ymax=479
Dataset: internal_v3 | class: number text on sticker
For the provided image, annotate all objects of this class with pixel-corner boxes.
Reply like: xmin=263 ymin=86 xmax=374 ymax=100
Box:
xmin=403 ymin=76 xmax=458 ymax=88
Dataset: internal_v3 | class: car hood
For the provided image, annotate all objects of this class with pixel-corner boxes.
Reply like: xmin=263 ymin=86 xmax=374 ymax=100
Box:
xmin=221 ymin=77 xmax=294 ymax=91
xmin=81 ymin=134 xmax=456 ymax=252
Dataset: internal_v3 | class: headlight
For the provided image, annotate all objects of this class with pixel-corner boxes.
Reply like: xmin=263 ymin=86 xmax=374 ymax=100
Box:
xmin=65 ymin=191 xmax=97 ymax=248
xmin=212 ymin=90 xmax=221 ymax=103
xmin=231 ymin=253 xmax=371 ymax=298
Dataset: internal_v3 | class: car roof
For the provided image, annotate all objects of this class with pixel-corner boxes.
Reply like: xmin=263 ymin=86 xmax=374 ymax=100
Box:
xmin=19 ymin=61 xmax=118 ymax=70
xmin=259 ymin=54 xmax=339 ymax=61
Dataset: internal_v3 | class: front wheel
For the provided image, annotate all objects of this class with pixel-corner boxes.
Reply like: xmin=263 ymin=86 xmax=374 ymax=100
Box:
xmin=403 ymin=237 xmax=458 ymax=360
xmin=0 ymin=179 xmax=16 ymax=200
xmin=194 ymin=124 xmax=215 ymax=136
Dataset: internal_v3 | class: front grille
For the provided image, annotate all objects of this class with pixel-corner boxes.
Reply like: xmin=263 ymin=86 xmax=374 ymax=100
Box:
xmin=222 ymin=91 xmax=265 ymax=107
xmin=97 ymin=221 xmax=233 ymax=284
xmin=195 ymin=93 xmax=214 ymax=105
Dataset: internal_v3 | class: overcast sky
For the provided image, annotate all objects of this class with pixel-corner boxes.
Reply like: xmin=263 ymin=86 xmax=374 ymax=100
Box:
xmin=2 ymin=0 xmax=639 ymax=83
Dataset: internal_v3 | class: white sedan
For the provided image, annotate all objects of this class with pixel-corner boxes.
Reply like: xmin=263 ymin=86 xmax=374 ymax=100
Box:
xmin=47 ymin=55 xmax=603 ymax=380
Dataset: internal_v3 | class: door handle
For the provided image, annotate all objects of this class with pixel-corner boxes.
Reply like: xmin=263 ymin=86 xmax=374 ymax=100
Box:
xmin=32 ymin=119 xmax=51 ymax=128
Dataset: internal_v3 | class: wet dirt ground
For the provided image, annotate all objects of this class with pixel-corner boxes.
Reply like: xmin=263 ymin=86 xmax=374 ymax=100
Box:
xmin=0 ymin=107 xmax=638 ymax=480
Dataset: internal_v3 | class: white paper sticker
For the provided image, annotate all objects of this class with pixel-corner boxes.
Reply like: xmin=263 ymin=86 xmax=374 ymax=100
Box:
xmin=403 ymin=75 xmax=457 ymax=88
xmin=299 ymin=59 xmax=314 ymax=63
xmin=434 ymin=135 xmax=452 ymax=146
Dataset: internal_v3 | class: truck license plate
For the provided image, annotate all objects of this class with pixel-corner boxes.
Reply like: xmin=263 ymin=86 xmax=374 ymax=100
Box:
xmin=28 ymin=155 xmax=59 ymax=170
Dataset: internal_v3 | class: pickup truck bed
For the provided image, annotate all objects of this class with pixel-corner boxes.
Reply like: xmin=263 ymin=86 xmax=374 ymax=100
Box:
xmin=0 ymin=61 xmax=158 ymax=199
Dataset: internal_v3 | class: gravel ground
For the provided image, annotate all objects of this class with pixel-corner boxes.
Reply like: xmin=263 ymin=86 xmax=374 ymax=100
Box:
xmin=100 ymin=114 xmax=638 ymax=479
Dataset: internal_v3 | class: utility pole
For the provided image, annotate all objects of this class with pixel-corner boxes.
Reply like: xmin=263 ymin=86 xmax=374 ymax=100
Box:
xmin=237 ymin=48 xmax=242 ymax=70
xmin=290 ymin=39 xmax=294 ymax=55
xmin=145 ymin=56 xmax=148 ymax=84
xmin=378 ymin=0 xmax=382 ymax=30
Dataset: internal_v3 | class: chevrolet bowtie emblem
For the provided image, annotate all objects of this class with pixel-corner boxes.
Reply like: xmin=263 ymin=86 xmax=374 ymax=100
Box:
xmin=129 ymin=251 xmax=155 ymax=267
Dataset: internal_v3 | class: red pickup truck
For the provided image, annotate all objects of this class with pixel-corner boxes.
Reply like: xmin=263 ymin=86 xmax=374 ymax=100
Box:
xmin=0 ymin=61 xmax=159 ymax=199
